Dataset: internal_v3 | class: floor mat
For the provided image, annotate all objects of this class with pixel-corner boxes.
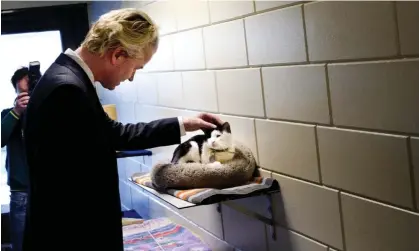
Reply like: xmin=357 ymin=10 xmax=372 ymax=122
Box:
xmin=123 ymin=217 xmax=211 ymax=251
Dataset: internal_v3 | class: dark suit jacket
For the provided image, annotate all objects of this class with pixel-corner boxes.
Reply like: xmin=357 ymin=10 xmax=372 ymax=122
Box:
xmin=22 ymin=53 xmax=181 ymax=250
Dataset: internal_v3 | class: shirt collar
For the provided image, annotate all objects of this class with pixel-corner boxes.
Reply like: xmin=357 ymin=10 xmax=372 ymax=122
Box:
xmin=64 ymin=48 xmax=95 ymax=84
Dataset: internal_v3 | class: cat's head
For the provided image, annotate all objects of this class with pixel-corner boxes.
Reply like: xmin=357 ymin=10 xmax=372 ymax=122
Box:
xmin=202 ymin=122 xmax=233 ymax=150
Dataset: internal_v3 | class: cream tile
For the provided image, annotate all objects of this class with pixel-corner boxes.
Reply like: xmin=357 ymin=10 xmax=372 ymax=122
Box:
xmin=119 ymin=180 xmax=132 ymax=209
xmin=342 ymin=193 xmax=419 ymax=251
xmin=328 ymin=59 xmax=419 ymax=134
xmin=411 ymin=137 xmax=419 ymax=209
xmin=156 ymin=72 xmax=183 ymax=108
xmin=209 ymin=1 xmax=254 ymax=23
xmin=174 ymin=0 xmax=210 ymax=31
xmin=273 ymin=173 xmax=343 ymax=249
xmin=268 ymin=226 xmax=328 ymax=251
xmin=182 ymin=71 xmax=218 ymax=112
xmin=245 ymin=5 xmax=306 ymax=65
xmin=222 ymin=204 xmax=268 ymax=251
xmin=257 ymin=168 xmax=271 ymax=178
xmin=143 ymin=35 xmax=174 ymax=72
xmin=218 ymin=115 xmax=258 ymax=161
xmin=181 ymin=205 xmax=224 ymax=239
xmin=115 ymin=103 xmax=136 ymax=124
xmin=130 ymin=184 xmax=150 ymax=218
xmin=262 ymin=64 xmax=330 ymax=124
xmin=216 ymin=68 xmax=264 ymax=117
xmin=124 ymin=158 xmax=143 ymax=180
xmin=117 ymin=159 xmax=126 ymax=181
xmin=304 ymin=1 xmax=397 ymax=61
xmin=114 ymin=81 xmax=137 ymax=103
xmin=255 ymin=1 xmax=296 ymax=11
xmin=141 ymin=0 xmax=177 ymax=35
xmin=318 ymin=127 xmax=413 ymax=209
xmin=135 ymin=73 xmax=158 ymax=105
xmin=397 ymin=1 xmax=419 ymax=55
xmin=173 ymin=29 xmax=206 ymax=70
xmin=203 ymin=19 xmax=248 ymax=68
xmin=135 ymin=104 xmax=162 ymax=123
xmin=256 ymin=120 xmax=319 ymax=182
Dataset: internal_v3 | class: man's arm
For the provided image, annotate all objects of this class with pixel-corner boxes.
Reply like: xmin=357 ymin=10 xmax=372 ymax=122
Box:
xmin=105 ymin=114 xmax=182 ymax=151
xmin=1 ymin=108 xmax=20 ymax=147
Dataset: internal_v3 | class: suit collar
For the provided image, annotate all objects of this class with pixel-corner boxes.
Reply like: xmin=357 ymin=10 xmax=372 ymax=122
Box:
xmin=55 ymin=53 xmax=95 ymax=91
xmin=64 ymin=49 xmax=95 ymax=84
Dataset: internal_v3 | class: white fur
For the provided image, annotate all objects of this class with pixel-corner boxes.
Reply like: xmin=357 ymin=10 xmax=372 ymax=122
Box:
xmin=177 ymin=141 xmax=201 ymax=164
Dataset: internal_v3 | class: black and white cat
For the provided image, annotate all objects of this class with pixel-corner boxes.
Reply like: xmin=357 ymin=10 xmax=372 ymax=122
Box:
xmin=171 ymin=122 xmax=235 ymax=166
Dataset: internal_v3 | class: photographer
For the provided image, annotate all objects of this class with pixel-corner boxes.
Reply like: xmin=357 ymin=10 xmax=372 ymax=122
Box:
xmin=1 ymin=67 xmax=31 ymax=251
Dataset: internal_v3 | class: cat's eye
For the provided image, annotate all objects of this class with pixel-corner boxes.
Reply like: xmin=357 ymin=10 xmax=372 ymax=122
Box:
xmin=216 ymin=135 xmax=221 ymax=138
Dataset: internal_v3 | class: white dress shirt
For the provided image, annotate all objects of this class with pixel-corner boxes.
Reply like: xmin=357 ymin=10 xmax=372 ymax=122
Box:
xmin=63 ymin=48 xmax=186 ymax=136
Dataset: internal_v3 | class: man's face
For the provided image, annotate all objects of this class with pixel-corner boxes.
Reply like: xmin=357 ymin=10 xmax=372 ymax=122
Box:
xmin=101 ymin=46 xmax=156 ymax=90
xmin=16 ymin=75 xmax=29 ymax=93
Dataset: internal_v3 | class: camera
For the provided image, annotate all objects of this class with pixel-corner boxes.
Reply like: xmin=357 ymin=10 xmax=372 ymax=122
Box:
xmin=28 ymin=61 xmax=41 ymax=94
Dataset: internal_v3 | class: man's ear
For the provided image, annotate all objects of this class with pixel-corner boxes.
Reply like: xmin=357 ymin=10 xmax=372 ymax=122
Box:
xmin=110 ymin=48 xmax=128 ymax=65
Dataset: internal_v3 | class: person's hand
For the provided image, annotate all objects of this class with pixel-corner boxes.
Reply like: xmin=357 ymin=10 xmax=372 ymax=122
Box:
xmin=183 ymin=113 xmax=224 ymax=132
xmin=13 ymin=92 xmax=29 ymax=116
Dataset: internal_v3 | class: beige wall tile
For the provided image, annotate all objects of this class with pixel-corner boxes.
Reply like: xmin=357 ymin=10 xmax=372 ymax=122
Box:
xmin=328 ymin=59 xmax=419 ymax=134
xmin=143 ymin=35 xmax=174 ymax=72
xmin=173 ymin=29 xmax=206 ymax=70
xmin=130 ymin=185 xmax=150 ymax=218
xmin=115 ymin=103 xmax=136 ymax=124
xmin=174 ymin=0 xmax=210 ymax=31
xmin=142 ymin=1 xmax=177 ymax=35
xmin=114 ymin=81 xmax=137 ymax=103
xmin=157 ymin=72 xmax=183 ymax=108
xmin=397 ymin=1 xmax=419 ymax=55
xmin=181 ymin=205 xmax=224 ymax=239
xmin=135 ymin=104 xmax=164 ymax=123
xmin=203 ymin=19 xmax=248 ymax=68
xmin=304 ymin=1 xmax=397 ymax=61
xmin=216 ymin=68 xmax=265 ymax=117
xmin=272 ymin=173 xmax=343 ymax=249
xmin=245 ymin=5 xmax=306 ymax=65
xmin=255 ymin=1 xmax=296 ymax=11
xmin=119 ymin=180 xmax=132 ymax=209
xmin=182 ymin=71 xmax=218 ymax=112
xmin=135 ymin=73 xmax=158 ymax=105
xmin=342 ymin=193 xmax=419 ymax=251
xmin=411 ymin=137 xmax=419 ymax=210
xmin=209 ymin=0 xmax=254 ymax=23
xmin=218 ymin=114 xmax=258 ymax=161
xmin=262 ymin=64 xmax=330 ymax=124
xmin=256 ymin=120 xmax=320 ymax=182
xmin=268 ymin=226 xmax=328 ymax=251
xmin=257 ymin=168 xmax=271 ymax=178
xmin=222 ymin=204 xmax=268 ymax=251
xmin=318 ymin=127 xmax=413 ymax=209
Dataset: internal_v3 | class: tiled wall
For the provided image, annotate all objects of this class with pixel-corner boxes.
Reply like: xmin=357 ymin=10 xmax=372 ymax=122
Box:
xmin=92 ymin=1 xmax=419 ymax=251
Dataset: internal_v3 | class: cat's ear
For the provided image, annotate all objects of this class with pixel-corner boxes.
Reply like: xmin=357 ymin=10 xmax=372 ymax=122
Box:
xmin=221 ymin=122 xmax=231 ymax=133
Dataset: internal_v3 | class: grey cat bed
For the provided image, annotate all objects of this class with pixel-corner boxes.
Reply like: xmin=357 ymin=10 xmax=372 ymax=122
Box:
xmin=150 ymin=142 xmax=257 ymax=191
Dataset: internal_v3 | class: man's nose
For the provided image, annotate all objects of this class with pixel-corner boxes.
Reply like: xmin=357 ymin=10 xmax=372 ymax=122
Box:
xmin=128 ymin=71 xmax=136 ymax=82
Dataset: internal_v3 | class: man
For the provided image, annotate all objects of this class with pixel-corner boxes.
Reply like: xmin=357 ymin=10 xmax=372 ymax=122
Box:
xmin=22 ymin=8 xmax=222 ymax=251
xmin=1 ymin=67 xmax=31 ymax=251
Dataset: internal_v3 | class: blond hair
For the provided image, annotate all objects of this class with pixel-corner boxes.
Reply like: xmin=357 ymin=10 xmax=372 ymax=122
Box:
xmin=81 ymin=8 xmax=159 ymax=59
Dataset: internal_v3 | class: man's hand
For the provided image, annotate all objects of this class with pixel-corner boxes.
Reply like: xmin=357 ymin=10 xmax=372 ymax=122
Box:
xmin=183 ymin=113 xmax=224 ymax=132
xmin=13 ymin=92 xmax=29 ymax=116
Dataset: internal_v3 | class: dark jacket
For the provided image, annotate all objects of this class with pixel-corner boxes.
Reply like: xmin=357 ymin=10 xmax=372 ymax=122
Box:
xmin=1 ymin=108 xmax=29 ymax=191
xmin=22 ymin=53 xmax=181 ymax=251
